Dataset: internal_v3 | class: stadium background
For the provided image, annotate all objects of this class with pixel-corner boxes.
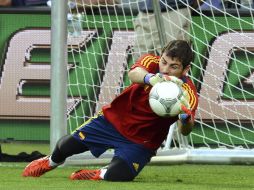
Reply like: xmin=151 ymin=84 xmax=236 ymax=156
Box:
xmin=0 ymin=6 xmax=253 ymax=147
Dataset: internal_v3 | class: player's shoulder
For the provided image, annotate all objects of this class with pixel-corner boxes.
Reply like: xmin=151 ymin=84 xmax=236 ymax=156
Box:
xmin=182 ymin=76 xmax=196 ymax=90
xmin=137 ymin=54 xmax=160 ymax=67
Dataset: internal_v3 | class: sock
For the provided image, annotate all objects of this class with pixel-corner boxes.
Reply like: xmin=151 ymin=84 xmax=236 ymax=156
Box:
xmin=49 ymin=155 xmax=62 ymax=167
xmin=99 ymin=168 xmax=107 ymax=179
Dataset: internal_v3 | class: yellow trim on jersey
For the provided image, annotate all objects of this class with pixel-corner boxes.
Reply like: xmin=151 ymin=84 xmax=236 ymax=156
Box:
xmin=144 ymin=84 xmax=151 ymax=91
xmin=140 ymin=55 xmax=159 ymax=68
xmin=71 ymin=111 xmax=104 ymax=134
xmin=78 ymin=131 xmax=85 ymax=140
xmin=146 ymin=58 xmax=159 ymax=68
xmin=133 ymin=163 xmax=140 ymax=172
xmin=141 ymin=55 xmax=153 ymax=67
xmin=182 ymin=83 xmax=197 ymax=110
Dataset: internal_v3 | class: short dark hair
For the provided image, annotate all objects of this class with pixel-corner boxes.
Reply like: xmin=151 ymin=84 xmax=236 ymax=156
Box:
xmin=161 ymin=40 xmax=193 ymax=69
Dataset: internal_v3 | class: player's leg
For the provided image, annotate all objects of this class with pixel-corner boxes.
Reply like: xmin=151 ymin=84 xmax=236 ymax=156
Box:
xmin=68 ymin=113 xmax=154 ymax=181
xmin=70 ymin=149 xmax=153 ymax=181
xmin=69 ymin=156 xmax=135 ymax=181
xmin=50 ymin=134 xmax=89 ymax=164
xmin=70 ymin=138 xmax=154 ymax=181
xmin=22 ymin=135 xmax=89 ymax=177
xmin=22 ymin=113 xmax=109 ymax=178
xmin=103 ymin=144 xmax=154 ymax=181
xmin=103 ymin=156 xmax=135 ymax=181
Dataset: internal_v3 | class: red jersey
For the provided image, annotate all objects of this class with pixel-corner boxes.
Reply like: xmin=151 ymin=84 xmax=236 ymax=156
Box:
xmin=102 ymin=54 xmax=198 ymax=150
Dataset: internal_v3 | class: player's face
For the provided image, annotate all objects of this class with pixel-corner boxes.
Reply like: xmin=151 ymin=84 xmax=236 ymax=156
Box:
xmin=159 ymin=53 xmax=187 ymax=78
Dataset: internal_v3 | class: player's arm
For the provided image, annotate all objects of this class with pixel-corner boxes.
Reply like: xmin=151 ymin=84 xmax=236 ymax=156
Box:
xmin=128 ymin=67 xmax=148 ymax=84
xmin=128 ymin=66 xmax=165 ymax=85
xmin=128 ymin=54 xmax=166 ymax=85
xmin=128 ymin=67 xmax=183 ymax=86
xmin=177 ymin=88 xmax=197 ymax=136
xmin=177 ymin=113 xmax=194 ymax=136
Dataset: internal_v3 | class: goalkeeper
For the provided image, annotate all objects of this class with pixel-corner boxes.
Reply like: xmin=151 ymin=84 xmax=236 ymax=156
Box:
xmin=22 ymin=40 xmax=198 ymax=181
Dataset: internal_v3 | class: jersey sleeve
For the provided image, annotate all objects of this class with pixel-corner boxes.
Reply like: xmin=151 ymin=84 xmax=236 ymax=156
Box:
xmin=130 ymin=54 xmax=160 ymax=73
xmin=182 ymin=80 xmax=199 ymax=117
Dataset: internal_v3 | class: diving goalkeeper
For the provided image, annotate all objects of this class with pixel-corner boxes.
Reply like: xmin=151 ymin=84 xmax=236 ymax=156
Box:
xmin=22 ymin=40 xmax=198 ymax=181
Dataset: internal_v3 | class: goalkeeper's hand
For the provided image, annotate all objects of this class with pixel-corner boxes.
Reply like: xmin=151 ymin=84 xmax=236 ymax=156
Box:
xmin=144 ymin=73 xmax=164 ymax=86
xmin=163 ymin=75 xmax=183 ymax=86
xmin=144 ymin=73 xmax=183 ymax=86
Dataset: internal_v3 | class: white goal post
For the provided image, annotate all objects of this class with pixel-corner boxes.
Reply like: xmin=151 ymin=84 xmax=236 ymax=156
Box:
xmin=50 ymin=0 xmax=254 ymax=165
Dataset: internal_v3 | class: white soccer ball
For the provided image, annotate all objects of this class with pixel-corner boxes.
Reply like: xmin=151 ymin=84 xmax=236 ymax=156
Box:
xmin=149 ymin=81 xmax=183 ymax=117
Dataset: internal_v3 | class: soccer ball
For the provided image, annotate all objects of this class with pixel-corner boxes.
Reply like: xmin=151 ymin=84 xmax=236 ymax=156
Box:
xmin=149 ymin=81 xmax=183 ymax=117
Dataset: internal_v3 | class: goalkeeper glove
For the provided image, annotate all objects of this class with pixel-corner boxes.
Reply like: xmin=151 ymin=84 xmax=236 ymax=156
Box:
xmin=163 ymin=75 xmax=183 ymax=86
xmin=144 ymin=73 xmax=183 ymax=86
xmin=144 ymin=73 xmax=165 ymax=86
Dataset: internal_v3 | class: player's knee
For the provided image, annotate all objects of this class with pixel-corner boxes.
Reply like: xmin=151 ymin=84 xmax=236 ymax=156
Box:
xmin=104 ymin=157 xmax=135 ymax=181
xmin=52 ymin=135 xmax=88 ymax=160
xmin=56 ymin=135 xmax=74 ymax=156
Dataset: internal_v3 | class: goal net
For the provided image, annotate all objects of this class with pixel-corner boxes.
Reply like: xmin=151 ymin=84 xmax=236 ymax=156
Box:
xmin=62 ymin=0 xmax=254 ymax=165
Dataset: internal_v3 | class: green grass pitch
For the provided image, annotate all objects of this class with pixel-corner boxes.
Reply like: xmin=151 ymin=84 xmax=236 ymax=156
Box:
xmin=0 ymin=163 xmax=253 ymax=190
xmin=1 ymin=142 xmax=253 ymax=190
